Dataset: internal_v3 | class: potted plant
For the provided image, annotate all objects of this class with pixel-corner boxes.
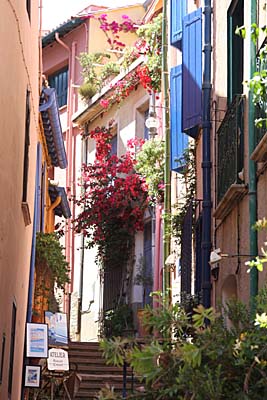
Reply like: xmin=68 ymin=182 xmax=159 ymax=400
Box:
xmin=33 ymin=232 xmax=69 ymax=321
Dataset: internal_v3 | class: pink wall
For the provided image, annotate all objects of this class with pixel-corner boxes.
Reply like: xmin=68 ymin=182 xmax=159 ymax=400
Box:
xmin=0 ymin=0 xmax=39 ymax=398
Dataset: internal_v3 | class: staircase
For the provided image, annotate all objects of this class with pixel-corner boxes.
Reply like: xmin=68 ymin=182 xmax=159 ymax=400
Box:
xmin=68 ymin=341 xmax=135 ymax=399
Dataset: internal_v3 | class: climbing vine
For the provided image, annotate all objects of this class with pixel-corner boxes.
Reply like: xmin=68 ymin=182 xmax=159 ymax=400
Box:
xmin=171 ymin=144 xmax=196 ymax=245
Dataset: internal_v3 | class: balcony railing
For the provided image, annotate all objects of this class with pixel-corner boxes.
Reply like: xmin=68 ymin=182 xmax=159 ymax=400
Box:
xmin=217 ymin=95 xmax=244 ymax=203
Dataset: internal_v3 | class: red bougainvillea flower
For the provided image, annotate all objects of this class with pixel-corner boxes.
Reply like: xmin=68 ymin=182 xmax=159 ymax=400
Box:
xmin=75 ymin=123 xmax=148 ymax=268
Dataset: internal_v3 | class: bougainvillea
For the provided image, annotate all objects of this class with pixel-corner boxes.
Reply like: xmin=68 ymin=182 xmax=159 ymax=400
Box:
xmin=78 ymin=13 xmax=162 ymax=103
xmin=74 ymin=122 xmax=148 ymax=268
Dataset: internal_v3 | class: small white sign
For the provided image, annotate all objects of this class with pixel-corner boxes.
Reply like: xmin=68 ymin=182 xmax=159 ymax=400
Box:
xmin=47 ymin=348 xmax=69 ymax=371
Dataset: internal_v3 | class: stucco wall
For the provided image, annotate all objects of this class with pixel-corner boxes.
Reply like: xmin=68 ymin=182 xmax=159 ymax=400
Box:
xmin=0 ymin=1 xmax=39 ymax=398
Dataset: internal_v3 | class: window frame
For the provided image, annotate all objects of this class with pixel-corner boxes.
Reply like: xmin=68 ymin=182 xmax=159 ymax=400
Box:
xmin=22 ymin=90 xmax=31 ymax=203
xmin=227 ymin=0 xmax=244 ymax=103
xmin=48 ymin=66 xmax=69 ymax=108
xmin=8 ymin=303 xmax=16 ymax=395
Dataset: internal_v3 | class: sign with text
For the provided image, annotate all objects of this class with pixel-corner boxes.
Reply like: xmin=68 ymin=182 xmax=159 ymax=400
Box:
xmin=47 ymin=348 xmax=69 ymax=371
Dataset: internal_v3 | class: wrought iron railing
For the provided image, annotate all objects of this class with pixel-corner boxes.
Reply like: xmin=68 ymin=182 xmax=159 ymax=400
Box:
xmin=217 ymin=95 xmax=244 ymax=203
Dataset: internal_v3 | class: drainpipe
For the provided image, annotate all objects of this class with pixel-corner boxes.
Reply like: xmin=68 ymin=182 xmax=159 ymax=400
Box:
xmin=55 ymin=34 xmax=77 ymax=306
xmin=78 ymin=126 xmax=88 ymax=336
xmin=162 ymin=0 xmax=171 ymax=305
xmin=249 ymin=0 xmax=258 ymax=312
xmin=55 ymin=33 xmax=71 ymax=313
xmin=48 ymin=196 xmax=62 ymax=233
xmin=201 ymin=0 xmax=212 ymax=308
xmin=70 ymin=41 xmax=77 ymax=293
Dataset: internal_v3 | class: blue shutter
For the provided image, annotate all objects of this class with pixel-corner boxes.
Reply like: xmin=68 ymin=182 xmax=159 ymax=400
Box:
xmin=182 ymin=8 xmax=202 ymax=138
xmin=170 ymin=0 xmax=187 ymax=49
xmin=170 ymin=65 xmax=188 ymax=172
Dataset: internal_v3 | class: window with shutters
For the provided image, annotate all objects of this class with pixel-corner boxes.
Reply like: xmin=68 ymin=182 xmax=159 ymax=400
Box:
xmin=170 ymin=65 xmax=188 ymax=172
xmin=227 ymin=0 xmax=244 ymax=103
xmin=48 ymin=66 xmax=69 ymax=108
xmin=182 ymin=8 xmax=202 ymax=138
xmin=170 ymin=0 xmax=187 ymax=49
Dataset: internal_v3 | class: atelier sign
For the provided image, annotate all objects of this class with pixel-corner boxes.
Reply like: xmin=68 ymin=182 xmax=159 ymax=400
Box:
xmin=47 ymin=348 xmax=69 ymax=371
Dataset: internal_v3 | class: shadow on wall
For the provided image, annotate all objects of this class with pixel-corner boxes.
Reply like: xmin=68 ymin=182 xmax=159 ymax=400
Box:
xmin=221 ymin=274 xmax=237 ymax=328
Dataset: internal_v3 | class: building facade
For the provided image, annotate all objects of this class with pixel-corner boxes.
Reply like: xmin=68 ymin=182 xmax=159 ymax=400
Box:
xmin=169 ymin=0 xmax=267 ymax=310
xmin=0 ymin=1 xmax=40 ymax=398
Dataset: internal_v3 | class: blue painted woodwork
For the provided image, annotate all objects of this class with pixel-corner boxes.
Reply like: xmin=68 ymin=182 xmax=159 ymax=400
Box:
xmin=182 ymin=7 xmax=202 ymax=138
xmin=170 ymin=65 xmax=188 ymax=172
xmin=170 ymin=0 xmax=187 ymax=49
xmin=27 ymin=143 xmax=41 ymax=322
xmin=49 ymin=66 xmax=68 ymax=108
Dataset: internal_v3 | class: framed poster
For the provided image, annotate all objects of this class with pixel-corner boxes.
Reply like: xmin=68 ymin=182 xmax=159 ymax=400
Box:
xmin=44 ymin=312 xmax=68 ymax=346
xmin=26 ymin=323 xmax=48 ymax=358
xmin=24 ymin=365 xmax=41 ymax=388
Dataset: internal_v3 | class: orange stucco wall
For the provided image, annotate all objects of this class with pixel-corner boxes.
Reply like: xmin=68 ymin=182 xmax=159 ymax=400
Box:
xmin=0 ymin=1 xmax=39 ymax=398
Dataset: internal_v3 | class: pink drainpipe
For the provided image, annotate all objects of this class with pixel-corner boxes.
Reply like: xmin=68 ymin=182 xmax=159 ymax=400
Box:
xmin=55 ymin=33 xmax=77 ymax=310
xmin=153 ymin=95 xmax=164 ymax=307
xmin=153 ymin=204 xmax=163 ymax=307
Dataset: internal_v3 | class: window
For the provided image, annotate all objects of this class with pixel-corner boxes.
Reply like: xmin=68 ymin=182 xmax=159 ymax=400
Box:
xmin=22 ymin=90 xmax=30 ymax=203
xmin=8 ymin=303 xmax=16 ymax=395
xmin=111 ymin=135 xmax=117 ymax=156
xmin=48 ymin=66 xmax=69 ymax=108
xmin=227 ymin=0 xmax=244 ymax=103
xmin=144 ymin=109 xmax=149 ymax=140
xmin=182 ymin=8 xmax=202 ymax=137
xmin=26 ymin=0 xmax=31 ymax=20
xmin=0 ymin=334 xmax=5 ymax=384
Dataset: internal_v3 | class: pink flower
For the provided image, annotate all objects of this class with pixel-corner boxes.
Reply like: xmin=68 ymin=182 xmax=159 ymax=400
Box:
xmin=100 ymin=99 xmax=110 ymax=109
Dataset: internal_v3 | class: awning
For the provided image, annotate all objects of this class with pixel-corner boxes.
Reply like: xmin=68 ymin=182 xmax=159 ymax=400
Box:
xmin=40 ymin=88 xmax=67 ymax=169
xmin=48 ymin=185 xmax=71 ymax=219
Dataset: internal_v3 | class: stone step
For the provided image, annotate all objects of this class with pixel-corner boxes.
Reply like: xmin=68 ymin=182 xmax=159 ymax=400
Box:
xmin=70 ymin=363 xmax=125 ymax=374
xmin=67 ymin=341 xmax=136 ymax=399
xmin=68 ymin=350 xmax=103 ymax=358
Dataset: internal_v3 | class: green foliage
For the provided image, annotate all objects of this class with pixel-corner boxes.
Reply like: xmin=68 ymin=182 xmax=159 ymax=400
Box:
xmin=171 ymin=144 xmax=196 ymax=244
xmin=35 ymin=232 xmax=69 ymax=289
xmin=96 ymin=385 xmax=118 ymax=400
xmin=103 ymin=304 xmax=134 ymax=338
xmin=78 ymin=52 xmax=120 ymax=101
xmin=100 ymin=297 xmax=267 ymax=399
xmin=100 ymin=336 xmax=133 ymax=367
xmin=137 ymin=14 xmax=162 ymax=92
xmin=241 ymin=24 xmax=267 ymax=128
xmin=135 ymin=139 xmax=165 ymax=203
xmin=78 ymin=81 xmax=98 ymax=101
xmin=246 ymin=219 xmax=267 ymax=272
xmin=101 ymin=62 xmax=120 ymax=81
xmin=192 ymin=304 xmax=217 ymax=328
